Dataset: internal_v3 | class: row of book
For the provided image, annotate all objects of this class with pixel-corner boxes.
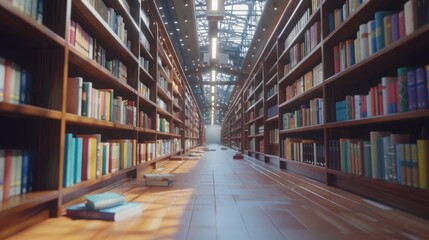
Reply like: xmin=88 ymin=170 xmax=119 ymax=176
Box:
xmin=284 ymin=63 xmax=323 ymax=102
xmin=156 ymin=114 xmax=170 ymax=133
xmin=280 ymin=138 xmax=325 ymax=166
xmin=327 ymin=0 xmax=368 ymax=34
xmin=70 ymin=20 xmax=128 ymax=83
xmin=84 ymin=0 xmax=131 ymax=49
xmin=267 ymin=84 xmax=278 ymax=99
xmin=138 ymin=81 xmax=151 ymax=100
xmin=311 ymin=0 xmax=323 ymax=12
xmin=248 ymin=139 xmax=256 ymax=152
xmin=288 ymin=21 xmax=320 ymax=68
xmin=267 ymin=104 xmax=279 ymax=118
xmin=157 ymin=97 xmax=168 ymax=112
xmin=269 ymin=129 xmax=279 ymax=144
xmin=328 ymin=133 xmax=429 ymax=189
xmin=333 ymin=1 xmax=429 ymax=74
xmin=335 ymin=66 xmax=429 ymax=122
xmin=158 ymin=76 xmax=172 ymax=98
xmin=284 ymin=8 xmax=311 ymax=51
xmin=67 ymin=77 xmax=137 ymax=126
xmin=139 ymin=56 xmax=150 ymax=72
xmin=138 ymin=111 xmax=152 ymax=129
xmin=0 ymin=58 xmax=31 ymax=104
xmin=282 ymin=98 xmax=324 ymax=129
xmin=156 ymin=139 xmax=173 ymax=158
xmin=63 ymin=133 xmax=161 ymax=187
xmin=140 ymin=33 xmax=150 ymax=52
xmin=8 ymin=0 xmax=44 ymax=24
xmin=0 ymin=149 xmax=34 ymax=200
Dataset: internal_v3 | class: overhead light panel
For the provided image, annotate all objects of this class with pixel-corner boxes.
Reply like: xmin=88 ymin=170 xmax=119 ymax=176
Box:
xmin=211 ymin=0 xmax=218 ymax=11
xmin=211 ymin=37 xmax=217 ymax=59
xmin=211 ymin=70 xmax=216 ymax=82
xmin=211 ymin=86 xmax=215 ymax=93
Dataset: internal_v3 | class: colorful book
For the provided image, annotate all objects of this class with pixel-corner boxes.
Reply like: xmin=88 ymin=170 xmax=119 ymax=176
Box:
xmin=370 ymin=131 xmax=391 ymax=179
xmin=383 ymin=15 xmax=392 ymax=46
xmin=404 ymin=0 xmax=416 ymax=35
xmin=407 ymin=69 xmax=417 ymax=110
xmin=66 ymin=201 xmax=142 ymax=221
xmin=85 ymin=192 xmax=125 ymax=210
xmin=375 ymin=11 xmax=394 ymax=51
xmin=0 ymin=150 xmax=4 ymax=200
xmin=397 ymin=67 xmax=414 ymax=112
xmin=391 ymin=13 xmax=400 ymax=42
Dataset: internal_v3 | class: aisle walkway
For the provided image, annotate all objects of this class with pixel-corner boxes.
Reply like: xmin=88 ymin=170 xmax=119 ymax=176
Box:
xmin=9 ymin=145 xmax=429 ymax=240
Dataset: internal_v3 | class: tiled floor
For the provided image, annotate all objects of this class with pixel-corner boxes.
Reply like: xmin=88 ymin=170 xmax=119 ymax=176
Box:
xmin=8 ymin=145 xmax=429 ymax=240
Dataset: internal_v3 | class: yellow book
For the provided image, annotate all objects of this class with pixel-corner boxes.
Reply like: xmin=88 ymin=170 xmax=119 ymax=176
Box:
xmin=88 ymin=138 xmax=97 ymax=180
xmin=417 ymin=140 xmax=429 ymax=189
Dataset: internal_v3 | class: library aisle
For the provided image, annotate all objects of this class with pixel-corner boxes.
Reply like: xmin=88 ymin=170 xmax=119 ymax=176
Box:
xmin=9 ymin=145 xmax=429 ymax=240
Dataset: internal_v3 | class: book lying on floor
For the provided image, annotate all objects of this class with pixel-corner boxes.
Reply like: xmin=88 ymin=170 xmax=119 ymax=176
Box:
xmin=143 ymin=173 xmax=175 ymax=187
xmin=85 ymin=192 xmax=125 ymax=210
xmin=66 ymin=202 xmax=143 ymax=221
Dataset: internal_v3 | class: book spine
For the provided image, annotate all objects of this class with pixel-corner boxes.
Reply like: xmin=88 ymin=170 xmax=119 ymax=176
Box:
xmin=391 ymin=13 xmax=400 ymax=42
xmin=417 ymin=140 xmax=429 ymax=189
xmin=415 ymin=68 xmax=427 ymax=109
xmin=404 ymin=0 xmax=416 ymax=35
xmin=407 ymin=70 xmax=417 ymax=111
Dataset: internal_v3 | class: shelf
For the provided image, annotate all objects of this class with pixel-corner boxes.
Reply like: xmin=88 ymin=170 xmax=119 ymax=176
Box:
xmin=325 ymin=110 xmax=429 ymax=129
xmin=0 ymin=2 xmax=66 ymax=48
xmin=73 ymin=0 xmax=138 ymax=64
xmin=267 ymin=62 xmax=278 ymax=79
xmin=65 ymin=113 xmax=139 ymax=131
xmin=172 ymin=115 xmax=183 ymax=124
xmin=279 ymin=158 xmax=326 ymax=183
xmin=136 ymin=127 xmax=157 ymax=134
xmin=279 ymin=124 xmax=324 ymax=134
xmin=248 ymin=134 xmax=264 ymax=138
xmin=0 ymin=190 xmax=58 ymax=214
xmin=157 ymin=108 xmax=172 ymax=118
xmin=0 ymin=103 xmax=62 ymax=120
xmin=266 ymin=115 xmax=279 ymax=122
xmin=265 ymin=72 xmax=278 ymax=87
xmin=279 ymin=4 xmax=321 ymax=62
xmin=327 ymin=169 xmax=429 ymax=219
xmin=139 ymin=64 xmax=154 ymax=82
xmin=245 ymin=115 xmax=264 ymax=125
xmin=105 ymin=0 xmax=139 ymax=34
xmin=69 ymin=46 xmax=137 ymax=97
xmin=266 ymin=92 xmax=278 ymax=103
xmin=157 ymin=86 xmax=173 ymax=102
xmin=138 ymin=93 xmax=157 ymax=108
xmin=62 ymin=166 xmax=137 ymax=202
xmin=325 ymin=24 xmax=429 ymax=85
xmin=279 ymin=82 xmax=323 ymax=109
xmin=279 ymin=43 xmax=322 ymax=85
xmin=140 ymin=17 xmax=154 ymax=41
xmin=245 ymin=98 xmax=264 ymax=113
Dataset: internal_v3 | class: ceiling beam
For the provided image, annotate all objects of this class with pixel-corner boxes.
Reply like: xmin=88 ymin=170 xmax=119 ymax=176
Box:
xmin=188 ymin=80 xmax=240 ymax=85
xmin=185 ymin=65 xmax=247 ymax=78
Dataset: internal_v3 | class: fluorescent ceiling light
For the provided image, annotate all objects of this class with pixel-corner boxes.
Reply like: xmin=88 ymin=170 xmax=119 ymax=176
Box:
xmin=211 ymin=0 xmax=218 ymax=11
xmin=211 ymin=37 xmax=217 ymax=59
xmin=211 ymin=70 xmax=216 ymax=81
xmin=211 ymin=96 xmax=214 ymax=101
xmin=211 ymin=86 xmax=215 ymax=93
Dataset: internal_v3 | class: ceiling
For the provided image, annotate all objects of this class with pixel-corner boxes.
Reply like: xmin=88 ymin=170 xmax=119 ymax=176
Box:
xmin=155 ymin=0 xmax=287 ymax=125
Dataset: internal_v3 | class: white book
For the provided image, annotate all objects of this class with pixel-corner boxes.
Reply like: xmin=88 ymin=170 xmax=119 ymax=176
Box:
xmin=355 ymin=95 xmax=361 ymax=119
xmin=404 ymin=0 xmax=416 ymax=35
xmin=0 ymin=57 xmax=5 ymax=102
xmin=366 ymin=94 xmax=372 ymax=118
xmin=381 ymin=77 xmax=397 ymax=115
xmin=359 ymin=24 xmax=369 ymax=60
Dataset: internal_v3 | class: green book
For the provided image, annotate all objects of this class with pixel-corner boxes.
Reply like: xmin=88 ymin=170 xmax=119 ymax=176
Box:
xmin=397 ymin=67 xmax=414 ymax=112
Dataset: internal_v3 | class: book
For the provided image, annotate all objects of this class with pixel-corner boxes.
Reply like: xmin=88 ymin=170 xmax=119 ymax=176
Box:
xmin=404 ymin=0 xmax=416 ymax=35
xmin=415 ymin=68 xmax=427 ymax=109
xmin=375 ymin=11 xmax=394 ymax=51
xmin=85 ymin=192 xmax=125 ymax=210
xmin=370 ymin=131 xmax=391 ymax=179
xmin=359 ymin=24 xmax=369 ymax=61
xmin=145 ymin=179 xmax=173 ymax=187
xmin=397 ymin=67 xmax=414 ymax=112
xmin=66 ymin=201 xmax=142 ymax=221
xmin=66 ymin=77 xmax=83 ymax=115
xmin=407 ymin=69 xmax=417 ymax=110
xmin=391 ymin=13 xmax=400 ymax=42
xmin=0 ymin=57 xmax=5 ymax=102
xmin=417 ymin=140 xmax=429 ymax=189
xmin=0 ymin=150 xmax=4 ymax=200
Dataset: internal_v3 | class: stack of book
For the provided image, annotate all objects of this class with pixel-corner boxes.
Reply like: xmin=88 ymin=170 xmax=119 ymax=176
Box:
xmin=66 ymin=192 xmax=143 ymax=221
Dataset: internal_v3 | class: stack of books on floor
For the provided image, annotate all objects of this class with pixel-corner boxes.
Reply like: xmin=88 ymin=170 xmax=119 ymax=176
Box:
xmin=66 ymin=192 xmax=143 ymax=221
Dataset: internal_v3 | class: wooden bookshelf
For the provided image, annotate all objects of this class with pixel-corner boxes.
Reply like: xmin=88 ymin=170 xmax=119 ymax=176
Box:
xmin=221 ymin=0 xmax=429 ymax=220
xmin=0 ymin=0 xmax=204 ymax=238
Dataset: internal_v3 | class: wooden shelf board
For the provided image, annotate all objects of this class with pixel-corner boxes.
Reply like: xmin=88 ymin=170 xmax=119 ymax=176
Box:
xmin=0 ymin=103 xmax=62 ymax=120
xmin=279 ymin=124 xmax=324 ymax=134
xmin=0 ymin=190 xmax=58 ymax=213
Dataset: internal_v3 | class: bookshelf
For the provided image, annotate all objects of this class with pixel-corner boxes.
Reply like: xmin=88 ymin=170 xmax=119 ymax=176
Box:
xmin=0 ymin=0 xmax=203 ymax=238
xmin=221 ymin=0 xmax=429 ymax=219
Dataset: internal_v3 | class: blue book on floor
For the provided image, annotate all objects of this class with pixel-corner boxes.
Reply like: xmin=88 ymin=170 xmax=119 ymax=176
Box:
xmin=66 ymin=202 xmax=143 ymax=221
xmin=85 ymin=192 xmax=125 ymax=210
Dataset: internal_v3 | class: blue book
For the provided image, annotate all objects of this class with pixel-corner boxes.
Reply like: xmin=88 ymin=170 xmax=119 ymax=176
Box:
xmin=329 ymin=12 xmax=334 ymax=33
xmin=396 ymin=144 xmax=403 ymax=184
xmin=368 ymin=20 xmax=377 ymax=54
xmin=407 ymin=70 xmax=417 ymax=111
xmin=19 ymin=69 xmax=28 ymax=104
xmin=375 ymin=11 xmax=394 ymax=51
xmin=75 ymin=137 xmax=83 ymax=184
xmin=416 ymin=68 xmax=427 ymax=109
xmin=21 ymin=150 xmax=29 ymax=194
xmin=391 ymin=13 xmax=399 ymax=42
xmin=66 ymin=202 xmax=142 ymax=221
xmin=63 ymin=133 xmax=74 ymax=187
xmin=85 ymin=192 xmax=125 ymax=210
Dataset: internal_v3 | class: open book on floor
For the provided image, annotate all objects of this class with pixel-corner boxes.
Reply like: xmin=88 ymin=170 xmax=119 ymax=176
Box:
xmin=66 ymin=202 xmax=143 ymax=221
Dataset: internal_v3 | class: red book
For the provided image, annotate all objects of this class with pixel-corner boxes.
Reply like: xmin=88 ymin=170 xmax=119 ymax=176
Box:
xmin=378 ymin=84 xmax=384 ymax=115
xmin=333 ymin=46 xmax=340 ymax=74
xmin=3 ymin=150 xmax=12 ymax=200
xmin=3 ymin=60 xmax=12 ymax=103
xmin=398 ymin=10 xmax=406 ymax=39
xmin=76 ymin=135 xmax=91 ymax=181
